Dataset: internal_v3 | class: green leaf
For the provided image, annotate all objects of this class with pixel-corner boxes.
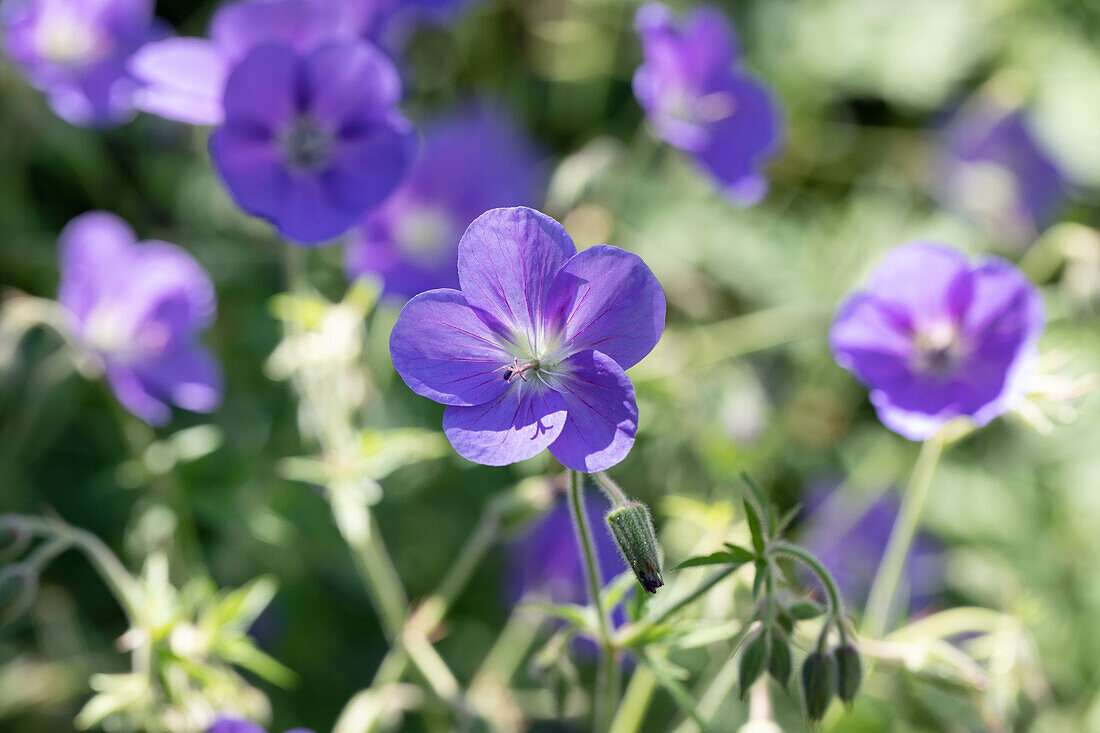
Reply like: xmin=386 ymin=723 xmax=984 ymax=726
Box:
xmin=642 ymin=653 xmax=710 ymax=731
xmin=722 ymin=543 xmax=756 ymax=563
xmin=744 ymin=499 xmax=766 ymax=555
xmin=676 ymin=551 xmax=735 ymax=569
xmin=218 ymin=636 xmax=298 ymax=687
xmin=751 ymin=559 xmax=766 ymax=599
xmin=525 ymin=602 xmax=596 ymax=633
xmin=215 ymin=575 xmax=278 ymax=631
xmin=741 ymin=471 xmax=776 ymax=535
xmin=775 ymin=503 xmax=803 ymax=536
xmin=601 ymin=570 xmax=636 ymax=612
xmin=358 ymin=428 xmax=449 ymax=480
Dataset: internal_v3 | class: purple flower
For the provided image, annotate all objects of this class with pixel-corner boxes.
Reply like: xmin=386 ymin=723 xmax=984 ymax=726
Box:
xmin=58 ymin=211 xmax=223 ymax=426
xmin=389 ymin=207 xmax=665 ymax=471
xmin=935 ymin=98 xmax=1068 ymax=239
xmin=207 ymin=40 xmax=415 ymax=244
xmin=2 ymin=0 xmax=163 ymax=126
xmin=345 ymin=103 xmax=543 ymax=299
xmin=507 ymin=492 xmax=623 ymax=608
xmin=209 ymin=718 xmax=312 ymax=733
xmin=127 ymin=0 xmax=360 ymax=126
xmin=830 ymin=242 xmax=1045 ymax=440
xmin=632 ymin=2 xmax=783 ymax=205
xmin=799 ymin=480 xmax=943 ymax=612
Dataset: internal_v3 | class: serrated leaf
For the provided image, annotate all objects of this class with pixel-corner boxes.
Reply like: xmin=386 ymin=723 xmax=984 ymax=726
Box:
xmin=676 ymin=551 xmax=735 ymax=569
xmin=722 ymin=543 xmax=756 ymax=563
xmin=744 ymin=500 xmax=766 ymax=555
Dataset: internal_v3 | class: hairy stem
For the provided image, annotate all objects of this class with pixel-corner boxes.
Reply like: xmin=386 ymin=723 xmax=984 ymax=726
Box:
xmin=569 ymin=470 xmax=619 ymax=732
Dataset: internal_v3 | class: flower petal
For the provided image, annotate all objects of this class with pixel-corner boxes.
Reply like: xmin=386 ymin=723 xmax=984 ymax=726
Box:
xmin=546 ymin=245 xmax=665 ymax=370
xmin=129 ymin=38 xmax=228 ymax=125
xmin=58 ymin=211 xmax=138 ymax=322
xmin=548 ymin=350 xmax=638 ymax=472
xmin=863 ymin=242 xmax=973 ymax=326
xmin=303 ymin=40 xmax=402 ymax=128
xmin=209 ymin=0 xmax=353 ymax=60
xmin=443 ymin=386 xmax=567 ymax=466
xmin=830 ymin=293 xmax=915 ymax=389
xmin=105 ymin=364 xmax=171 ymax=426
xmin=389 ymin=289 xmax=512 ymax=406
xmin=132 ymin=343 xmax=224 ymax=414
xmin=323 ymin=117 xmax=415 ymax=218
xmin=219 ymin=42 xmax=298 ymax=130
xmin=457 ymin=207 xmax=576 ymax=340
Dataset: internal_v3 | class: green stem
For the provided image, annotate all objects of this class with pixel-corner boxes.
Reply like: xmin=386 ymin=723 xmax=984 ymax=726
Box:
xmin=863 ymin=436 xmax=945 ymax=639
xmin=593 ymin=472 xmax=630 ymax=506
xmin=770 ymin=543 xmax=844 ymax=623
xmin=617 ymin=566 xmax=736 ymax=648
xmin=569 ymin=470 xmax=618 ymax=732
xmin=609 ymin=665 xmax=658 ymax=733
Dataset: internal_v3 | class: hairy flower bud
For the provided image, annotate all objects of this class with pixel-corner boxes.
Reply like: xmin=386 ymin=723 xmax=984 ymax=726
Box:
xmin=605 ymin=501 xmax=663 ymax=594
xmin=801 ymin=651 xmax=837 ymax=722
xmin=834 ymin=644 xmax=862 ymax=704
xmin=768 ymin=629 xmax=792 ymax=688
xmin=739 ymin=629 xmax=769 ymax=698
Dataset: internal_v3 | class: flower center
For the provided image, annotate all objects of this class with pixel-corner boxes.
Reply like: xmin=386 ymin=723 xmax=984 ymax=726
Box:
xmin=394 ymin=205 xmax=457 ymax=265
xmin=280 ymin=117 xmax=333 ymax=172
xmin=912 ymin=322 xmax=967 ymax=377
xmin=35 ymin=9 xmax=108 ymax=65
xmin=83 ymin=305 xmax=168 ymax=363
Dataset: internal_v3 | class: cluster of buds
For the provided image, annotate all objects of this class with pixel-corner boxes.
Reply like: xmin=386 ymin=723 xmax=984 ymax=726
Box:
xmin=801 ymin=638 xmax=862 ymax=721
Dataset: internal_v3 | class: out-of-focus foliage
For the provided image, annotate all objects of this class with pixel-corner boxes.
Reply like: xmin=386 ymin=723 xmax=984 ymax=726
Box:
xmin=1 ymin=0 xmax=1098 ymax=731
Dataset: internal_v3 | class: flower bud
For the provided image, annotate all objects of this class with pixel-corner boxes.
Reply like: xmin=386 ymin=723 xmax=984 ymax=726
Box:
xmin=738 ymin=629 xmax=769 ymax=698
xmin=801 ymin=651 xmax=837 ymax=722
xmin=834 ymin=644 xmax=862 ymax=704
xmin=605 ymin=501 xmax=663 ymax=594
xmin=768 ymin=630 xmax=792 ymax=688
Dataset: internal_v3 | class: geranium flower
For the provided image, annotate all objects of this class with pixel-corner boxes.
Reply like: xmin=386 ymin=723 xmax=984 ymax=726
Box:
xmin=128 ymin=0 xmax=358 ymax=125
xmin=58 ymin=211 xmax=223 ymax=425
xmin=1 ymin=0 xmax=163 ymax=126
xmin=345 ymin=103 xmax=542 ymax=299
xmin=207 ymin=40 xmax=414 ymax=243
xmin=389 ymin=207 xmax=665 ymax=471
xmin=830 ymin=242 xmax=1045 ymax=440
xmin=632 ymin=2 xmax=783 ymax=205
xmin=935 ymin=96 xmax=1068 ymax=240
xmin=209 ymin=718 xmax=312 ymax=733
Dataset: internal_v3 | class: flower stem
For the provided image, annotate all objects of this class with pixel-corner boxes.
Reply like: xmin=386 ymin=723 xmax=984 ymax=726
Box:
xmin=863 ymin=435 xmax=945 ymax=639
xmin=569 ymin=470 xmax=619 ymax=732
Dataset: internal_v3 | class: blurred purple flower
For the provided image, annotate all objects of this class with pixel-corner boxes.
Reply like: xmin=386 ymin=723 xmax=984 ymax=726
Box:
xmin=507 ymin=492 xmax=623 ymax=610
xmin=1 ymin=0 xmax=163 ymax=126
xmin=207 ymin=40 xmax=415 ymax=244
xmin=345 ymin=103 xmax=543 ymax=299
xmin=350 ymin=0 xmax=483 ymax=44
xmin=935 ymin=98 xmax=1067 ymax=239
xmin=58 ymin=211 xmax=223 ymax=426
xmin=209 ymin=718 xmax=312 ymax=733
xmin=128 ymin=0 xmax=360 ymax=125
xmin=632 ymin=2 xmax=783 ymax=205
xmin=831 ymin=242 xmax=1045 ymax=440
xmin=389 ymin=207 xmax=665 ymax=471
xmin=799 ymin=481 xmax=943 ymax=612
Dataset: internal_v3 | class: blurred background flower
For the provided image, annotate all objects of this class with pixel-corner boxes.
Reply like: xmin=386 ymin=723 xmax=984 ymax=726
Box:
xmin=345 ymin=102 xmax=543 ymax=299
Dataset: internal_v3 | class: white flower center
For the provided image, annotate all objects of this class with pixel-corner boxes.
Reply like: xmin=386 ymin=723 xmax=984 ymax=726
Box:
xmin=35 ymin=7 xmax=107 ymax=65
